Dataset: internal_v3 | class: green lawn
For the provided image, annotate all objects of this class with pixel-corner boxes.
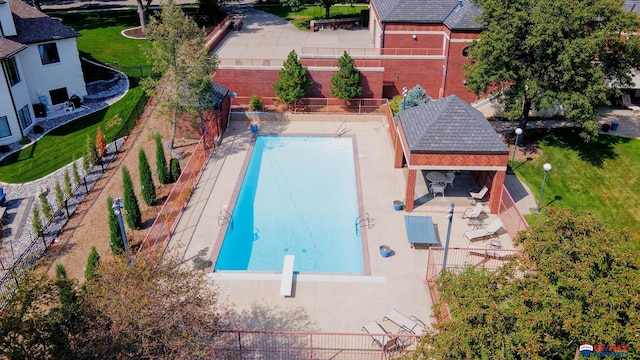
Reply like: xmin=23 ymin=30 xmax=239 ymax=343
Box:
xmin=0 ymin=10 xmax=152 ymax=183
xmin=257 ymin=4 xmax=368 ymax=31
xmin=514 ymin=128 xmax=640 ymax=246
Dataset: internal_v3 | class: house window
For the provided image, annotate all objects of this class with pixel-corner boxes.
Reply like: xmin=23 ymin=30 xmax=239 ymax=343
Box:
xmin=2 ymin=57 xmax=21 ymax=86
xmin=17 ymin=106 xmax=32 ymax=130
xmin=38 ymin=43 xmax=61 ymax=65
xmin=49 ymin=87 xmax=68 ymax=105
xmin=0 ymin=116 xmax=11 ymax=139
xmin=462 ymin=46 xmax=471 ymax=57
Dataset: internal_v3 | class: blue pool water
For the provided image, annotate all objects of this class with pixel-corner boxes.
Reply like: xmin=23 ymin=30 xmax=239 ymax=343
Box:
xmin=214 ymin=135 xmax=363 ymax=273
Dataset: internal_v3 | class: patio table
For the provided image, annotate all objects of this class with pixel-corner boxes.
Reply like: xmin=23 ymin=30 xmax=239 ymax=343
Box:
xmin=426 ymin=171 xmax=446 ymax=183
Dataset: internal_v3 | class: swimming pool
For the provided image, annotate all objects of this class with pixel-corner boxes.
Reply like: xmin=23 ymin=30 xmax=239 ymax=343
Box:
xmin=214 ymin=135 xmax=364 ymax=273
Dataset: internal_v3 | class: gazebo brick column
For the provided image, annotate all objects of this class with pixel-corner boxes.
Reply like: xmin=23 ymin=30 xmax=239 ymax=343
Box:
xmin=394 ymin=133 xmax=404 ymax=168
xmin=405 ymin=169 xmax=417 ymax=212
xmin=489 ymin=170 xmax=506 ymax=213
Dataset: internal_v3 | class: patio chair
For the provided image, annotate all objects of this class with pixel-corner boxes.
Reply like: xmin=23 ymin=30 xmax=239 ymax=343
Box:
xmin=468 ymin=185 xmax=488 ymax=204
xmin=362 ymin=321 xmax=398 ymax=351
xmin=464 ymin=218 xmax=503 ymax=242
xmin=0 ymin=187 xmax=5 ymax=206
xmin=622 ymin=94 xmax=640 ymax=113
xmin=462 ymin=203 xmax=484 ymax=220
xmin=431 ymin=183 xmax=445 ymax=198
xmin=382 ymin=309 xmax=426 ymax=334
xmin=444 ymin=172 xmax=455 ymax=188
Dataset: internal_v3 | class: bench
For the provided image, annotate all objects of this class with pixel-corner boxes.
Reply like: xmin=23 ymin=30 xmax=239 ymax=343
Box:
xmin=280 ymin=255 xmax=295 ymax=297
xmin=311 ymin=17 xmax=359 ymax=31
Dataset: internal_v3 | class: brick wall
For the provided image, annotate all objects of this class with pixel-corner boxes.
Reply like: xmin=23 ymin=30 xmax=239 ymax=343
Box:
xmin=214 ymin=67 xmax=384 ymax=99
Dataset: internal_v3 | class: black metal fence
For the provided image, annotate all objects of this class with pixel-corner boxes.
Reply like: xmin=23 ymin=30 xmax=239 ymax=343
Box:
xmin=0 ymin=138 xmax=125 ymax=304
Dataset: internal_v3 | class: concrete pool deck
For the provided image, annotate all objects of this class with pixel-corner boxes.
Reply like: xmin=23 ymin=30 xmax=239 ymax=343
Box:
xmin=168 ymin=117 xmax=517 ymax=333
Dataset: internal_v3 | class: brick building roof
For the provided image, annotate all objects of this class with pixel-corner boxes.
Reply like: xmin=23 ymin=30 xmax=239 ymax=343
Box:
xmin=372 ymin=0 xmax=482 ymax=30
xmin=7 ymin=0 xmax=79 ymax=45
xmin=399 ymin=95 xmax=508 ymax=154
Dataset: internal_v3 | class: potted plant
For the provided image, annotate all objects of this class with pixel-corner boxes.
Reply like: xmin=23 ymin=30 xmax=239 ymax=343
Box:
xmin=379 ymin=245 xmax=392 ymax=257
xmin=393 ymin=200 xmax=404 ymax=211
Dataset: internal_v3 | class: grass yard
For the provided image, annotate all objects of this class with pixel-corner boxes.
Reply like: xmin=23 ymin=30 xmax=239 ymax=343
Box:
xmin=0 ymin=10 xmax=153 ymax=183
xmin=257 ymin=4 xmax=368 ymax=31
xmin=514 ymin=128 xmax=640 ymax=248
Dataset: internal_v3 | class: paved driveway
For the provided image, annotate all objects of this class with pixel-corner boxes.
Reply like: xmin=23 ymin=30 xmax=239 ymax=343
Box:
xmin=213 ymin=5 xmax=373 ymax=61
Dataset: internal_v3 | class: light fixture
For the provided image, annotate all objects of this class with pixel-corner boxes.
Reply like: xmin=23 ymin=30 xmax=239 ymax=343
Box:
xmin=536 ymin=163 xmax=552 ymax=213
xmin=412 ymin=34 xmax=417 ymax=40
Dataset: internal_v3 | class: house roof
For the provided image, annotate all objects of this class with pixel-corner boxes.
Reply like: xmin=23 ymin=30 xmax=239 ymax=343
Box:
xmin=7 ymin=0 xmax=79 ymax=45
xmin=372 ymin=0 xmax=482 ymax=30
xmin=399 ymin=95 xmax=508 ymax=154
xmin=210 ymin=82 xmax=229 ymax=109
xmin=0 ymin=38 xmax=26 ymax=59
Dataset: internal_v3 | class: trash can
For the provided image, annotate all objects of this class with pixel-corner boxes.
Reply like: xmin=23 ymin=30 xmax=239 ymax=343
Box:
xmin=379 ymin=245 xmax=392 ymax=258
xmin=250 ymin=124 xmax=258 ymax=133
xmin=602 ymin=123 xmax=610 ymax=132
xmin=611 ymin=122 xmax=619 ymax=131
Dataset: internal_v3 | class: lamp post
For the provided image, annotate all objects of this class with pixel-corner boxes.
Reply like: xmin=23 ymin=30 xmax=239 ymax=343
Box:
xmin=402 ymin=87 xmax=408 ymax=111
xmin=535 ymin=163 xmax=552 ymax=213
xmin=441 ymin=203 xmax=454 ymax=271
xmin=112 ymin=197 xmax=132 ymax=265
xmin=510 ymin=127 xmax=523 ymax=168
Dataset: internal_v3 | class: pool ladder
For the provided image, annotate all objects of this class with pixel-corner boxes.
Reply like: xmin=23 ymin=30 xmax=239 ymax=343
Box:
xmin=335 ymin=121 xmax=348 ymax=137
xmin=218 ymin=210 xmax=233 ymax=230
xmin=355 ymin=212 xmax=374 ymax=235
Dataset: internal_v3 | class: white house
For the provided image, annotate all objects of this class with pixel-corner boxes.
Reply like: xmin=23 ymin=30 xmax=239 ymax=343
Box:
xmin=0 ymin=0 xmax=86 ymax=145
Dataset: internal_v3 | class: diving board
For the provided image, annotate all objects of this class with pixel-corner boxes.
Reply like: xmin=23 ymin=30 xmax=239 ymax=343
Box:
xmin=280 ymin=255 xmax=295 ymax=297
xmin=404 ymin=216 xmax=439 ymax=248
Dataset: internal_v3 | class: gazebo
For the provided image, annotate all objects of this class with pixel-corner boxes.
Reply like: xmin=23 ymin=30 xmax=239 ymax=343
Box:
xmin=393 ymin=95 xmax=509 ymax=213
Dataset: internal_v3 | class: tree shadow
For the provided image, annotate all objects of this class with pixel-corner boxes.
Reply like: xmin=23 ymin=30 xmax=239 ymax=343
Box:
xmin=228 ymin=301 xmax=319 ymax=331
xmin=520 ymin=127 xmax=631 ymax=168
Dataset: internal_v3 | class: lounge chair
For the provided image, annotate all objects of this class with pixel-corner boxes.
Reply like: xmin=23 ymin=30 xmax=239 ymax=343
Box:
xmin=382 ymin=309 xmax=426 ymax=334
xmin=462 ymin=203 xmax=484 ymax=220
xmin=362 ymin=321 xmax=398 ymax=351
xmin=622 ymin=94 xmax=640 ymax=113
xmin=0 ymin=187 xmax=6 ymax=206
xmin=464 ymin=218 xmax=504 ymax=242
xmin=468 ymin=185 xmax=488 ymax=204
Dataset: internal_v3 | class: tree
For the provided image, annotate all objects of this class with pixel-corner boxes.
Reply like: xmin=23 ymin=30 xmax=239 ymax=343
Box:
xmin=169 ymin=157 xmax=182 ymax=183
xmin=55 ymin=179 xmax=64 ymax=208
xmin=107 ymin=196 xmax=125 ymax=255
xmin=415 ymin=209 xmax=640 ymax=359
xmin=39 ymin=190 xmax=53 ymax=221
xmin=330 ymin=51 xmax=362 ymax=104
xmin=139 ymin=148 xmax=157 ymax=206
xmin=85 ymin=246 xmax=101 ymax=283
xmin=72 ymin=159 xmax=81 ymax=186
xmin=142 ymin=0 xmax=218 ymax=148
xmin=83 ymin=134 xmax=99 ymax=173
xmin=273 ymin=50 xmax=312 ymax=110
xmin=80 ymin=253 xmax=230 ymax=358
xmin=0 ymin=269 xmax=74 ymax=359
xmin=121 ymin=166 xmax=142 ymax=230
xmin=465 ymin=0 xmax=640 ymax=141
xmin=32 ymin=204 xmax=43 ymax=236
xmin=399 ymin=84 xmax=431 ymax=112
xmin=155 ymin=133 xmax=170 ymax=184
xmin=63 ymin=168 xmax=72 ymax=195
xmin=96 ymin=128 xmax=107 ymax=158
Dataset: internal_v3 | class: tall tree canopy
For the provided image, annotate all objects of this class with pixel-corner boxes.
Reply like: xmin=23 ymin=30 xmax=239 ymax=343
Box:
xmin=142 ymin=0 xmax=218 ymax=147
xmin=413 ymin=209 xmax=640 ymax=359
xmin=465 ymin=0 xmax=640 ymax=141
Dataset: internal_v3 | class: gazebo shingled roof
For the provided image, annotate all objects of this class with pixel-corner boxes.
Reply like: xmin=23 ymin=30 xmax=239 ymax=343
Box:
xmin=399 ymin=95 xmax=508 ymax=154
xmin=393 ymin=95 xmax=509 ymax=213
